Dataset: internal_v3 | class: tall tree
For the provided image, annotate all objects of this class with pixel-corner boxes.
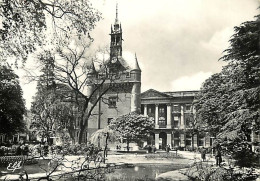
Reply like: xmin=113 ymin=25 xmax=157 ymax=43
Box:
xmin=0 ymin=0 xmax=101 ymax=63
xmin=195 ymin=14 xmax=260 ymax=167
xmin=30 ymin=58 xmax=76 ymax=143
xmin=0 ymin=64 xmax=26 ymax=136
xmin=109 ymin=112 xmax=154 ymax=152
xmin=36 ymin=40 xmax=125 ymax=144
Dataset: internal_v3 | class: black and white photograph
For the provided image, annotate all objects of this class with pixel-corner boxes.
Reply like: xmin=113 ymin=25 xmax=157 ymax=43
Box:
xmin=0 ymin=0 xmax=259 ymax=180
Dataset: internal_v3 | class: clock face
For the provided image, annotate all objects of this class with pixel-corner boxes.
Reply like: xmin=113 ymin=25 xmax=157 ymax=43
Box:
xmin=111 ymin=57 xmax=117 ymax=63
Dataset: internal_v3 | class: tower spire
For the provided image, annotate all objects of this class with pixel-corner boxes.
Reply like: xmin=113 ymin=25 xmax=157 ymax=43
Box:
xmin=115 ymin=3 xmax=119 ymax=24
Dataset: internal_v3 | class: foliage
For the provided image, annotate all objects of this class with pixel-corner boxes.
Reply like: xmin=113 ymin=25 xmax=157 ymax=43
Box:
xmin=0 ymin=64 xmax=26 ymax=135
xmin=0 ymin=0 xmax=101 ymax=63
xmin=30 ymin=60 xmax=76 ymax=143
xmin=184 ymin=161 xmax=259 ymax=181
xmin=90 ymin=127 xmax=119 ymax=147
xmin=109 ymin=112 xmax=154 ymax=151
xmin=36 ymin=40 xmax=123 ymax=144
xmin=195 ymin=14 xmax=260 ymax=167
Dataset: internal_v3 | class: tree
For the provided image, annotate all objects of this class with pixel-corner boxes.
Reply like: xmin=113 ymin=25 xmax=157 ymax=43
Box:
xmin=0 ymin=64 xmax=26 ymax=136
xmin=90 ymin=127 xmax=119 ymax=163
xmin=195 ymin=14 xmax=260 ymax=167
xmin=0 ymin=0 xmax=101 ymax=63
xmin=36 ymin=39 xmax=125 ymax=144
xmin=30 ymin=59 xmax=76 ymax=143
xmin=185 ymin=104 xmax=202 ymax=151
xmin=109 ymin=112 xmax=154 ymax=152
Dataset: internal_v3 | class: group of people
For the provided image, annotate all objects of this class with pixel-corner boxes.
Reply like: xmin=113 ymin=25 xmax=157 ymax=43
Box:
xmin=200 ymin=145 xmax=222 ymax=166
xmin=147 ymin=145 xmax=157 ymax=153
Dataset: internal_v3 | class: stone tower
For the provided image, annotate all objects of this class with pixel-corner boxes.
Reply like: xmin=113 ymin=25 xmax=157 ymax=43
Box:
xmin=86 ymin=4 xmax=142 ymax=138
xmin=109 ymin=3 xmax=141 ymax=113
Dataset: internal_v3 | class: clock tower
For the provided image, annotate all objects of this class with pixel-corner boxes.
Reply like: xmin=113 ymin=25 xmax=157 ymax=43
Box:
xmin=110 ymin=3 xmax=122 ymax=60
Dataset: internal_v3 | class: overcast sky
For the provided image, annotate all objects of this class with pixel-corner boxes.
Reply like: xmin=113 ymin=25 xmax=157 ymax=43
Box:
xmin=16 ymin=0 xmax=259 ymax=109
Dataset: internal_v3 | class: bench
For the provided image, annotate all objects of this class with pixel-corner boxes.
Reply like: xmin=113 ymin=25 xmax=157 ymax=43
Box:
xmin=170 ymin=149 xmax=178 ymax=156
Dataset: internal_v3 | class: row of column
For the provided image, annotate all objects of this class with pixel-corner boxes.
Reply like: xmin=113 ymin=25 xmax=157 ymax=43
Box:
xmin=153 ymin=133 xmax=211 ymax=149
xmin=143 ymin=104 xmax=185 ymax=129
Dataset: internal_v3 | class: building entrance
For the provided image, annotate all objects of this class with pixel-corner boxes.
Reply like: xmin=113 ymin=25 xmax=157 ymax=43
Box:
xmin=159 ymin=132 xmax=167 ymax=150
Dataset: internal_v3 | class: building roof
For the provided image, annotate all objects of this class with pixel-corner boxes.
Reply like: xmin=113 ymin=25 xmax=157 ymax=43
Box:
xmin=164 ymin=90 xmax=199 ymax=97
xmin=141 ymin=89 xmax=199 ymax=100
xmin=96 ymin=51 xmax=141 ymax=72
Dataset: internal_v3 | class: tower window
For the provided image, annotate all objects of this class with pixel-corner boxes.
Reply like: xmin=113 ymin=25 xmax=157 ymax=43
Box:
xmin=108 ymin=96 xmax=117 ymax=108
xmin=126 ymin=72 xmax=131 ymax=78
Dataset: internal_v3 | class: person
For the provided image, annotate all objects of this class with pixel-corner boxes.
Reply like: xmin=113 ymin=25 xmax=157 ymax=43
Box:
xmin=43 ymin=142 xmax=49 ymax=156
xmin=152 ymin=145 xmax=156 ymax=153
xmin=147 ymin=145 xmax=152 ymax=153
xmin=23 ymin=144 xmax=29 ymax=157
xmin=201 ymin=147 xmax=206 ymax=161
xmin=215 ymin=145 xmax=222 ymax=166
xmin=166 ymin=144 xmax=170 ymax=153
xmin=16 ymin=145 xmax=22 ymax=155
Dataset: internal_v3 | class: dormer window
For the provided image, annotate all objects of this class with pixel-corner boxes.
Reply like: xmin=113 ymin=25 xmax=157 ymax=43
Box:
xmin=126 ymin=72 xmax=131 ymax=78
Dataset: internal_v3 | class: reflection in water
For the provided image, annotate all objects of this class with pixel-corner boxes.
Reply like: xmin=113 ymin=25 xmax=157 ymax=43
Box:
xmin=105 ymin=163 xmax=187 ymax=181
xmin=134 ymin=166 xmax=139 ymax=172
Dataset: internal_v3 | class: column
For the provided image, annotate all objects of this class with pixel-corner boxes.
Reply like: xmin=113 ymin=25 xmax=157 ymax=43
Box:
xmin=180 ymin=134 xmax=185 ymax=147
xmin=180 ymin=105 xmax=184 ymax=129
xmin=155 ymin=133 xmax=159 ymax=149
xmin=166 ymin=104 xmax=172 ymax=129
xmin=205 ymin=136 xmax=210 ymax=147
xmin=155 ymin=104 xmax=159 ymax=129
xmin=193 ymin=134 xmax=198 ymax=148
xmin=167 ymin=133 xmax=172 ymax=147
xmin=144 ymin=104 xmax=148 ymax=116
xmin=17 ymin=134 xmax=20 ymax=143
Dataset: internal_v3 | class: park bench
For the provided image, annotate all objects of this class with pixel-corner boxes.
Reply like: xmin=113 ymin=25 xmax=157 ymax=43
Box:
xmin=123 ymin=147 xmax=133 ymax=151
xmin=170 ymin=149 xmax=178 ymax=156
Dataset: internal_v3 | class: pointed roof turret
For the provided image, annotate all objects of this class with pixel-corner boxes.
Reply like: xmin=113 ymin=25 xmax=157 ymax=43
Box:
xmin=115 ymin=3 xmax=119 ymax=25
xmin=132 ymin=53 xmax=141 ymax=71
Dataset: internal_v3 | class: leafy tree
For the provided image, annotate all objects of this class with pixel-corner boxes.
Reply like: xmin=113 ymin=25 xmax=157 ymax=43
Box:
xmin=35 ymin=39 xmax=126 ymax=144
xmin=109 ymin=112 xmax=154 ymax=152
xmin=0 ymin=0 xmax=101 ymax=63
xmin=195 ymin=14 xmax=260 ymax=167
xmin=0 ymin=64 xmax=26 ymax=136
xmin=90 ymin=127 xmax=119 ymax=163
xmin=30 ymin=59 xmax=76 ymax=143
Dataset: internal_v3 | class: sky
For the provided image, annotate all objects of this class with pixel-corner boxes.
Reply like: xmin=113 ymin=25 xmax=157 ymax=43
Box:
xmin=15 ymin=0 xmax=259 ymax=109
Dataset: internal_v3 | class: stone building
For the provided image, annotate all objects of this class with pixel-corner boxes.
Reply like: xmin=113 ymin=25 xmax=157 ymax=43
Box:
xmin=82 ymin=5 xmax=212 ymax=149
xmin=82 ymin=5 xmax=142 ymax=140
xmin=141 ymin=89 xmax=213 ymax=150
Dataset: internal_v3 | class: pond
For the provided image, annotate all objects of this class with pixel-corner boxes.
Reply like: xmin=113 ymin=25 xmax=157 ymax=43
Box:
xmin=105 ymin=163 xmax=188 ymax=181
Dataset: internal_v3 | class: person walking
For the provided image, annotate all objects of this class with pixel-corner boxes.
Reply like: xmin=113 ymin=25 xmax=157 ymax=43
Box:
xmin=215 ymin=145 xmax=222 ymax=166
xmin=201 ymin=147 xmax=206 ymax=162
xmin=166 ymin=144 xmax=170 ymax=153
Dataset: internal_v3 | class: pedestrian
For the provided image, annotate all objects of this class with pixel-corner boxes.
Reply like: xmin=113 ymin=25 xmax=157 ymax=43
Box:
xmin=16 ymin=145 xmax=22 ymax=155
xmin=201 ymin=147 xmax=206 ymax=161
xmin=166 ymin=144 xmax=170 ymax=153
xmin=215 ymin=145 xmax=222 ymax=166
xmin=152 ymin=145 xmax=156 ymax=153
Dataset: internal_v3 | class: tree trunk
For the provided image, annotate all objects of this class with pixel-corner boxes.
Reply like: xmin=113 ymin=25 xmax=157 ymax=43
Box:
xmin=191 ymin=134 xmax=194 ymax=151
xmin=103 ymin=133 xmax=109 ymax=163
xmin=127 ymin=139 xmax=130 ymax=152
xmin=78 ymin=130 xmax=84 ymax=144
xmin=78 ymin=116 xmax=88 ymax=144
